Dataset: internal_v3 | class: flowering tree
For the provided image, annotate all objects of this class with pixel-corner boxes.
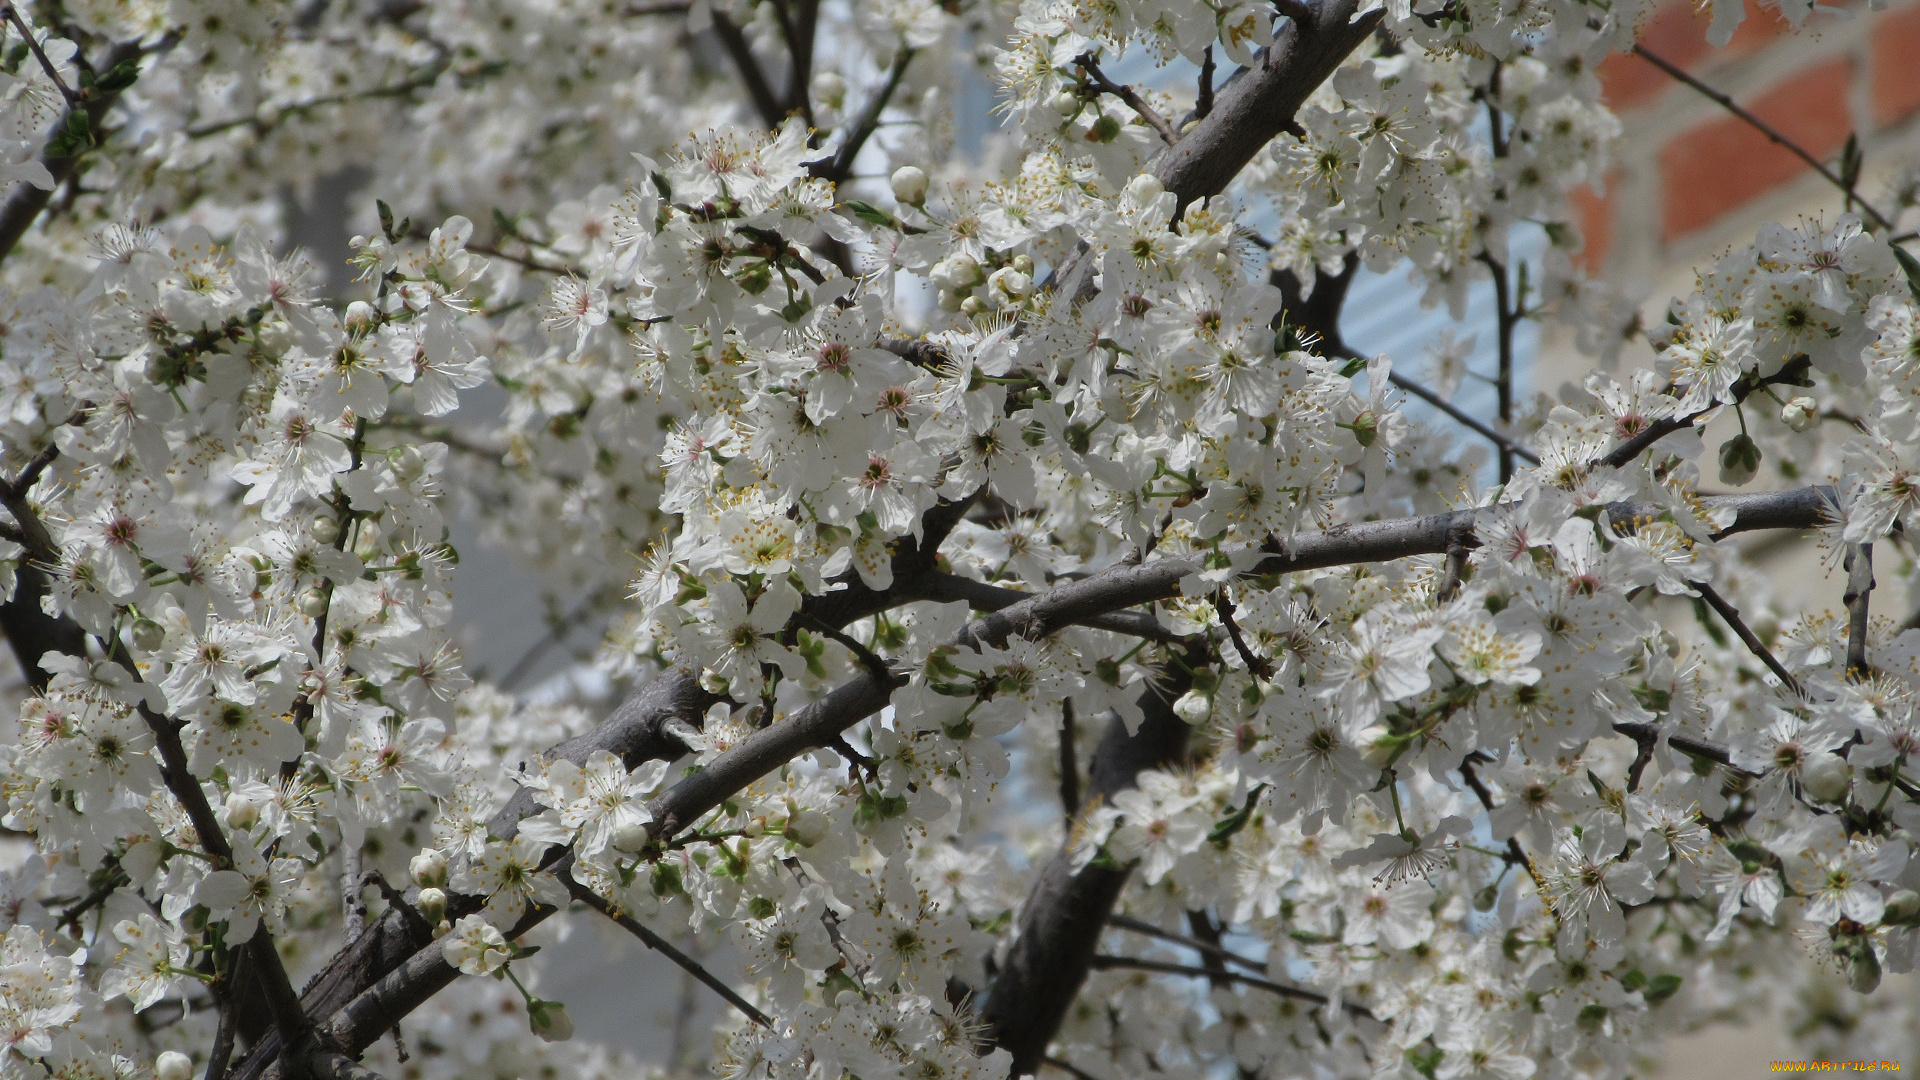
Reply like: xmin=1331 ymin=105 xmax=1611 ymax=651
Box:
xmin=4 ymin=0 xmax=1920 ymax=1078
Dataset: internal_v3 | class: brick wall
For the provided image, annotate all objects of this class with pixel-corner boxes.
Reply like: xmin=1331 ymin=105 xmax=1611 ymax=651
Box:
xmin=1577 ymin=0 xmax=1920 ymax=275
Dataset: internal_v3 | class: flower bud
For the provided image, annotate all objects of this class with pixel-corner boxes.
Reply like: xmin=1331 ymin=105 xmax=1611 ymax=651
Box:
xmin=1172 ymin=690 xmax=1212 ymax=725
xmin=1050 ymin=90 xmax=1082 ymax=117
xmin=784 ymin=808 xmax=831 ymax=847
xmin=811 ymin=70 xmax=847 ymax=110
xmin=1781 ymin=396 xmax=1818 ymax=432
xmin=310 ymin=513 xmax=340 ymax=544
xmin=343 ymin=300 xmax=376 ymax=329
xmin=1012 ymin=254 xmax=1034 ymax=275
xmin=959 ymin=295 xmax=985 ymax=317
xmin=1356 ymin=724 xmax=1396 ymax=770
xmin=416 ymin=887 xmax=448 ymax=925
xmin=929 ymin=254 xmax=982 ymax=291
xmin=394 ymin=445 xmax=427 ymax=482
xmin=1124 ymin=174 xmax=1165 ymax=204
xmin=987 ymin=266 xmax=1032 ymax=301
xmin=1883 ymin=889 xmax=1920 ymax=926
xmin=224 ymin=793 xmax=261 ymax=833
xmin=1847 ymin=945 xmax=1882 ymax=994
xmin=889 ymin=165 xmax=929 ymax=207
xmin=410 ymin=849 xmax=448 ymax=889
xmin=131 ymin=617 xmax=167 ymax=653
xmin=1717 ymin=433 xmax=1761 ymax=487
xmin=155 ymin=1051 xmax=194 ymax=1080
xmin=611 ymin=820 xmax=653 ymax=853
xmin=528 ymin=999 xmax=575 ymax=1042
xmin=298 ymin=587 xmax=330 ymax=618
xmin=1801 ymin=754 xmax=1852 ymax=804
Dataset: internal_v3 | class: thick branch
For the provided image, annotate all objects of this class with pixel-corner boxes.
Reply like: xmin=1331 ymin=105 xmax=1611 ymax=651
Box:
xmin=981 ymin=652 xmax=1202 ymax=1075
xmin=1151 ymin=0 xmax=1380 ymax=212
xmin=1845 ymin=543 xmax=1874 ymax=678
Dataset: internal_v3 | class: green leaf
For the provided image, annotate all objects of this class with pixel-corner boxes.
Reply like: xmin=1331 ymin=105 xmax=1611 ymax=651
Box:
xmin=1840 ymin=133 xmax=1863 ymax=194
xmin=1405 ymin=1045 xmax=1442 ymax=1080
xmin=46 ymin=110 xmax=93 ymax=157
xmin=1644 ymin=973 xmax=1683 ymax=1005
xmin=1207 ymin=783 xmax=1267 ymax=846
xmin=1691 ymin=596 xmax=1728 ymax=648
xmin=93 ymin=59 xmax=142 ymax=94
xmin=839 ymin=199 xmax=898 ymax=228
xmin=377 ymin=199 xmax=399 ymax=243
xmin=1893 ymin=243 xmax=1920 ymax=306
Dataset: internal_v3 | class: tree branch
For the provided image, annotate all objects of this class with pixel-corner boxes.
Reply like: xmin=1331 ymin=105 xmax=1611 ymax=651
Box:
xmin=0 ymin=38 xmax=149 ymax=266
xmin=1693 ymin=580 xmax=1802 ymax=697
xmin=1086 ymin=954 xmax=1370 ymax=1017
xmin=982 ymin=650 xmax=1204 ymax=1075
xmin=1630 ymin=44 xmax=1892 ymax=231
xmin=1107 ymin=913 xmax=1264 ymax=974
xmin=231 ymin=485 xmax=1833 ymax=1076
xmin=711 ymin=10 xmax=787 ymax=129
xmin=567 ymin=880 xmax=773 ymax=1028
xmin=1073 ymin=52 xmax=1178 ymax=146
xmin=809 ymin=46 xmax=915 ymax=183
xmin=1150 ymin=0 xmax=1380 ymax=213
xmin=1845 ymin=543 xmax=1874 ymax=678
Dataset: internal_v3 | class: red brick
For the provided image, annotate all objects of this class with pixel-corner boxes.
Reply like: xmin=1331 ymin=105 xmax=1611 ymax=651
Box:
xmin=1871 ymin=2 xmax=1920 ymax=127
xmin=1599 ymin=0 xmax=1793 ymax=111
xmin=1659 ymin=56 xmax=1853 ymax=240
xmin=1569 ymin=180 xmax=1614 ymax=272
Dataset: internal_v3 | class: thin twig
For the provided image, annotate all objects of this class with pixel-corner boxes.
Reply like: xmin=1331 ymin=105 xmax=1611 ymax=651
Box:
xmin=1043 ymin=1057 xmax=1111 ymax=1080
xmin=810 ymin=47 xmax=915 ymax=183
xmin=2 ymin=7 xmax=78 ymax=103
xmin=798 ymin=613 xmax=895 ymax=681
xmin=1632 ymin=44 xmax=1893 ymax=231
xmin=1073 ymin=52 xmax=1179 ymax=146
xmin=1107 ymin=913 xmax=1266 ymax=974
xmin=1213 ymin=590 xmax=1273 ymax=679
xmin=1844 ymin=542 xmax=1874 ymax=678
xmin=0 ymin=37 xmax=159 ymax=265
xmin=1458 ymin=755 xmax=1548 ymax=898
xmin=1087 ymin=954 xmax=1373 ymax=1017
xmin=568 ymin=882 xmax=773 ymax=1028
xmin=1058 ymin=699 xmax=1080 ymax=822
xmin=1598 ymin=356 xmax=1812 ymax=470
xmin=1693 ymin=580 xmax=1802 ymax=697
xmin=711 ymin=9 xmax=786 ymax=128
xmin=498 ymin=592 xmax=608 ymax=691
xmin=204 ymin=947 xmax=247 ymax=1080
xmin=1388 ymin=370 xmax=1540 ymax=465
